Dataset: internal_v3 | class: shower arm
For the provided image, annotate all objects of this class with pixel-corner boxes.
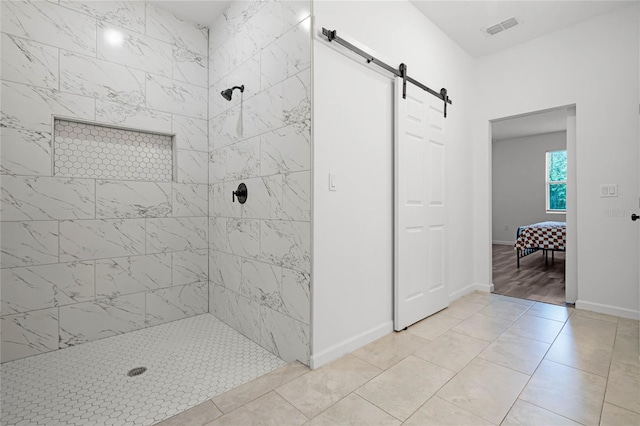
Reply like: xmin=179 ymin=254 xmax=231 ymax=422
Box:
xmin=221 ymin=85 xmax=245 ymax=101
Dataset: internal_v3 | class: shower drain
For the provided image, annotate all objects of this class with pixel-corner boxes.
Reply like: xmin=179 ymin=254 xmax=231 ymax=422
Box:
xmin=127 ymin=367 xmax=147 ymax=377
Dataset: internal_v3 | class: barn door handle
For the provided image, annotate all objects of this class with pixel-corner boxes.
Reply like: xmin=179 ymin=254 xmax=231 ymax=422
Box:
xmin=632 ymin=213 xmax=639 ymax=221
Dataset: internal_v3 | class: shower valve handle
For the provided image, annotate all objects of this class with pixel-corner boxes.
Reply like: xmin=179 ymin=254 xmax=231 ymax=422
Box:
xmin=232 ymin=183 xmax=248 ymax=204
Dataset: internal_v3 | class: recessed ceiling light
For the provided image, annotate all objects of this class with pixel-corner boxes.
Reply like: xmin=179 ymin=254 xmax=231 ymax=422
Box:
xmin=104 ymin=29 xmax=124 ymax=46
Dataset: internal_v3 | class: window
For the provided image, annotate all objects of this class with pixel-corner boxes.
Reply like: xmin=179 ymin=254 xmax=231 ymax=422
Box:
xmin=546 ymin=150 xmax=567 ymax=212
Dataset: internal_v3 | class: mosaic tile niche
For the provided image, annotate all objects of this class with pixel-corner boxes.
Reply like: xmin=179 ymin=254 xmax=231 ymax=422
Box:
xmin=54 ymin=119 xmax=173 ymax=181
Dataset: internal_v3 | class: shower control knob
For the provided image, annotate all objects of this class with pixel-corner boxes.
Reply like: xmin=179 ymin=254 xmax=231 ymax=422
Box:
xmin=232 ymin=183 xmax=248 ymax=204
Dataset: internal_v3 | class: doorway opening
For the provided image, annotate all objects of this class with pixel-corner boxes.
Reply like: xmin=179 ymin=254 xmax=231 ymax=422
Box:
xmin=490 ymin=106 xmax=576 ymax=306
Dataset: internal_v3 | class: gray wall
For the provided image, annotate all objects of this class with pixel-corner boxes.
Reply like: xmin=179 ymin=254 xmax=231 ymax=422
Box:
xmin=492 ymin=131 xmax=567 ymax=243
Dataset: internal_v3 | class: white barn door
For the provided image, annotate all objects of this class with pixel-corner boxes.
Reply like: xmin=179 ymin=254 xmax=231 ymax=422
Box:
xmin=394 ymin=77 xmax=449 ymax=331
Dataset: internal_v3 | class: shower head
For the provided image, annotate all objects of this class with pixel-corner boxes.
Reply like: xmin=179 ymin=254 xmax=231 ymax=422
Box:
xmin=221 ymin=85 xmax=244 ymax=101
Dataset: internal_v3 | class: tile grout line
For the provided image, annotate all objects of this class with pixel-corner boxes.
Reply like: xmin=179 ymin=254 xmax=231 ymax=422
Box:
xmin=206 ymin=20 xmax=211 ymax=318
xmin=274 ymin=391 xmax=310 ymax=423
xmin=214 ymin=362 xmax=310 ymax=415
xmin=497 ymin=308 xmax=588 ymax=425
xmin=598 ymin=319 xmax=620 ymax=424
xmin=408 ymin=297 xmax=564 ymax=423
xmin=410 ymin=304 xmax=521 ymax=424
xmin=511 ymin=399 xmax=589 ymax=426
xmin=602 ymin=401 xmax=640 ymax=417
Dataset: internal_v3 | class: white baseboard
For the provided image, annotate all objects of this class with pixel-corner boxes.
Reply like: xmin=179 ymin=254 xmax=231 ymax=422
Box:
xmin=492 ymin=240 xmax=514 ymax=246
xmin=449 ymin=282 xmax=495 ymax=302
xmin=309 ymin=321 xmax=393 ymax=370
xmin=575 ymin=300 xmax=639 ymax=320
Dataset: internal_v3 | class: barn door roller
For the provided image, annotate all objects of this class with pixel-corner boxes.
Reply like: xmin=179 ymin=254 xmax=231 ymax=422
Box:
xmin=323 ymin=28 xmax=452 ymax=117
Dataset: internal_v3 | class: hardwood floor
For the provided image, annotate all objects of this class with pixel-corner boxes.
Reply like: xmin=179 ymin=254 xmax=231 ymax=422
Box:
xmin=492 ymin=244 xmax=566 ymax=306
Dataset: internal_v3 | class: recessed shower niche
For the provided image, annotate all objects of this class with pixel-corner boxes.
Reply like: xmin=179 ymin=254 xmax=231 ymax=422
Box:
xmin=53 ymin=119 xmax=174 ymax=181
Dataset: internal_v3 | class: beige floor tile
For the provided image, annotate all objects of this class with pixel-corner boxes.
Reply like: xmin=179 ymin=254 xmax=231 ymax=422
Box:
xmin=462 ymin=291 xmax=503 ymax=306
xmin=407 ymin=313 xmax=463 ymax=341
xmin=526 ymin=302 xmax=572 ymax=322
xmin=275 ymin=354 xmax=381 ymax=419
xmin=351 ymin=330 xmax=429 ymax=370
xmin=478 ymin=300 xmax=531 ymax=321
xmin=520 ymin=360 xmax=607 ymax=425
xmin=440 ymin=299 xmax=487 ymax=320
xmin=612 ymin=336 xmax=640 ymax=365
xmin=355 ymin=355 xmax=454 ymax=421
xmin=499 ymin=296 xmax=536 ymax=307
xmin=600 ymin=402 xmax=640 ymax=426
xmin=478 ymin=333 xmax=550 ymax=375
xmin=304 ymin=394 xmax=400 ymax=426
xmin=504 ymin=314 xmax=564 ymax=343
xmin=452 ymin=313 xmax=514 ymax=342
xmin=157 ymin=401 xmax=222 ymax=426
xmin=617 ymin=318 xmax=640 ymax=337
xmin=613 ymin=319 xmax=640 ymax=365
xmin=571 ymin=309 xmax=619 ymax=324
xmin=204 ymin=392 xmax=307 ymax=426
xmin=403 ymin=396 xmax=495 ymax=426
xmin=413 ymin=330 xmax=490 ymax=372
xmin=561 ymin=315 xmax=618 ymax=347
xmin=545 ymin=333 xmax=613 ymax=377
xmin=605 ymin=360 xmax=640 ymax=414
xmin=501 ymin=400 xmax=581 ymax=426
xmin=213 ymin=362 xmax=309 ymax=413
xmin=435 ymin=358 xmax=529 ymax=425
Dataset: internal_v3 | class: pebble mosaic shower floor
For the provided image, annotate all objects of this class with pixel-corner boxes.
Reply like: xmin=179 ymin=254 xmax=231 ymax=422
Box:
xmin=1 ymin=314 xmax=286 ymax=425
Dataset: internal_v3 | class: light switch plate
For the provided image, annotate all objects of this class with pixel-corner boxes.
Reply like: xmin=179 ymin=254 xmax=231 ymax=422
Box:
xmin=329 ymin=173 xmax=337 ymax=191
xmin=600 ymin=184 xmax=618 ymax=197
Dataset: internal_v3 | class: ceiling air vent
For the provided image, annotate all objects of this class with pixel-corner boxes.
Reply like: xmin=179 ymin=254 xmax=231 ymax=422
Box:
xmin=485 ymin=17 xmax=519 ymax=36
xmin=486 ymin=24 xmax=503 ymax=36
xmin=500 ymin=17 xmax=519 ymax=30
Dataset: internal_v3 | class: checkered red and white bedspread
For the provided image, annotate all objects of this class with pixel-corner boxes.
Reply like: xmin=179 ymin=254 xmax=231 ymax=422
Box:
xmin=514 ymin=221 xmax=566 ymax=251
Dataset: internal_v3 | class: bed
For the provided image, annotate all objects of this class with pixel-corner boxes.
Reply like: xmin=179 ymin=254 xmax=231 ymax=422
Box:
xmin=514 ymin=221 xmax=566 ymax=268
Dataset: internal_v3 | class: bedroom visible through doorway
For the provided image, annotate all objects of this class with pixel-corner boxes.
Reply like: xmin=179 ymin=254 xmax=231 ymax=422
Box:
xmin=490 ymin=107 xmax=575 ymax=306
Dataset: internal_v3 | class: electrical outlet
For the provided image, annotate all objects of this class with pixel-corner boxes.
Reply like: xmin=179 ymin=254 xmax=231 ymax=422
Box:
xmin=504 ymin=225 xmax=509 ymax=231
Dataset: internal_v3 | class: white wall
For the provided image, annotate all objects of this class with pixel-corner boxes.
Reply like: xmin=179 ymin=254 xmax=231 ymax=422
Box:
xmin=312 ymin=0 xmax=475 ymax=367
xmin=472 ymin=5 xmax=640 ymax=318
xmin=492 ymin=132 xmax=567 ymax=243
xmin=566 ymin=109 xmax=577 ymax=303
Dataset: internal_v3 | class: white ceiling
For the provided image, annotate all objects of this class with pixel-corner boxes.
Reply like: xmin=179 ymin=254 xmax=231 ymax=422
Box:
xmin=152 ymin=1 xmax=634 ymax=53
xmin=150 ymin=3 xmax=614 ymax=138
xmin=410 ymin=0 xmax=635 ymax=58
xmin=152 ymin=0 xmax=231 ymax=27
xmin=491 ymin=108 xmax=570 ymax=141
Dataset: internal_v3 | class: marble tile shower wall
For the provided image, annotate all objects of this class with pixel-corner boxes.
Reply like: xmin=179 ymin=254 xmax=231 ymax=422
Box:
xmin=0 ymin=1 xmax=210 ymax=363
xmin=208 ymin=0 xmax=312 ymax=365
